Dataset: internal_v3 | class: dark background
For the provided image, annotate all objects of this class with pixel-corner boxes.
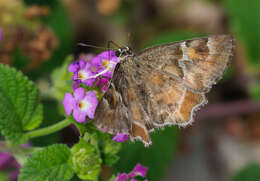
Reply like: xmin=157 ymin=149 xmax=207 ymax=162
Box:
xmin=1 ymin=0 xmax=260 ymax=181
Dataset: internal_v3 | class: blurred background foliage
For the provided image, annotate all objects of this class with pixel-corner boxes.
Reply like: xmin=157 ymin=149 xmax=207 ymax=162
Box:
xmin=1 ymin=0 xmax=260 ymax=181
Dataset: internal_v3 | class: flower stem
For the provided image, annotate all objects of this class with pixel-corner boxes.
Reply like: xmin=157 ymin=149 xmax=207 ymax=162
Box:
xmin=25 ymin=118 xmax=71 ymax=139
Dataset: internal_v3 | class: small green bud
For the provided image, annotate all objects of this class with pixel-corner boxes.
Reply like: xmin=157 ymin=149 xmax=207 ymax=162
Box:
xmin=71 ymin=139 xmax=102 ymax=181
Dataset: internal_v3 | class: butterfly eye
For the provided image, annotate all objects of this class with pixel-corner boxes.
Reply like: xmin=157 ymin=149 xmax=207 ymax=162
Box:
xmin=115 ymin=50 xmax=121 ymax=57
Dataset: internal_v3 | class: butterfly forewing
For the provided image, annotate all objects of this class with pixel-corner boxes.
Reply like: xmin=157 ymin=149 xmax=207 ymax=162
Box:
xmin=94 ymin=35 xmax=234 ymax=146
xmin=137 ymin=35 xmax=234 ymax=93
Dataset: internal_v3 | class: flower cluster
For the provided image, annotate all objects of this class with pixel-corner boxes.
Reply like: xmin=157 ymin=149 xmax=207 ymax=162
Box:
xmin=63 ymin=51 xmax=119 ymax=123
xmin=63 ymin=51 xmax=128 ymax=142
xmin=115 ymin=163 xmax=148 ymax=181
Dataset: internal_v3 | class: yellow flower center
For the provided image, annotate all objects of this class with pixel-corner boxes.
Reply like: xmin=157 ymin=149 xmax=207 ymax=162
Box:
xmin=102 ymin=60 xmax=109 ymax=69
xmin=78 ymin=72 xmax=84 ymax=79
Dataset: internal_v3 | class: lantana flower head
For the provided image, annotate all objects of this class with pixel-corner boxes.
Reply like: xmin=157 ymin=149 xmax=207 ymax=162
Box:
xmin=63 ymin=51 xmax=129 ymax=142
xmin=63 ymin=88 xmax=98 ymax=123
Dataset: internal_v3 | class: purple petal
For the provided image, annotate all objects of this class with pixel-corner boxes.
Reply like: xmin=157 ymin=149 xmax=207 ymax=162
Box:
xmin=68 ymin=61 xmax=80 ymax=73
xmin=9 ymin=170 xmax=20 ymax=181
xmin=96 ymin=78 xmax=109 ymax=91
xmin=83 ymin=78 xmax=96 ymax=87
xmin=79 ymin=59 xmax=86 ymax=68
xmin=111 ymin=56 xmax=119 ymax=63
xmin=73 ymin=107 xmax=87 ymax=123
xmin=112 ymin=133 xmax=129 ymax=142
xmin=73 ymin=88 xmax=85 ymax=101
xmin=72 ymin=74 xmax=78 ymax=80
xmin=103 ymin=70 xmax=113 ymax=78
xmin=115 ymin=173 xmax=128 ymax=181
xmin=130 ymin=179 xmax=138 ymax=181
xmin=92 ymin=51 xmax=116 ymax=68
xmin=128 ymin=163 xmax=148 ymax=178
xmin=63 ymin=93 xmax=75 ymax=115
xmin=72 ymin=82 xmax=80 ymax=91
xmin=92 ymin=56 xmax=102 ymax=67
xmin=0 ymin=152 xmax=12 ymax=168
xmin=84 ymin=91 xmax=98 ymax=119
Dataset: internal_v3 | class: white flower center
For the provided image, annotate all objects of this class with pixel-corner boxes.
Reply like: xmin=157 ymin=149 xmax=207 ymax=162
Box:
xmin=78 ymin=70 xmax=89 ymax=81
xmin=78 ymin=99 xmax=91 ymax=111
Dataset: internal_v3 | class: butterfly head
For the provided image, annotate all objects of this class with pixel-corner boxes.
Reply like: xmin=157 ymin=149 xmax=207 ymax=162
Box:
xmin=115 ymin=46 xmax=134 ymax=59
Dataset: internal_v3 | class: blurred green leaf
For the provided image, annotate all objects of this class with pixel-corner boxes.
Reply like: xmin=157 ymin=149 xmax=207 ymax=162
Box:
xmin=230 ymin=163 xmax=260 ymax=181
xmin=249 ymin=82 xmax=260 ymax=100
xmin=224 ymin=0 xmax=260 ymax=65
xmin=0 ymin=172 xmax=8 ymax=181
xmin=50 ymin=55 xmax=73 ymax=103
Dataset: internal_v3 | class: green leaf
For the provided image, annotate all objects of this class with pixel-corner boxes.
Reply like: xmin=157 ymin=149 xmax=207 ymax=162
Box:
xmin=71 ymin=139 xmax=102 ymax=181
xmin=19 ymin=144 xmax=74 ymax=181
xmin=0 ymin=64 xmax=43 ymax=144
xmin=230 ymin=163 xmax=260 ymax=181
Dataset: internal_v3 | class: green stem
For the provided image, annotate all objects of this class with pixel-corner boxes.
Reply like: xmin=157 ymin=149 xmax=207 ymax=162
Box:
xmin=25 ymin=118 xmax=71 ymax=139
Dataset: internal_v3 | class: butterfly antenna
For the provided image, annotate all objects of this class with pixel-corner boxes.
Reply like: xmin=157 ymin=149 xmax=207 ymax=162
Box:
xmin=77 ymin=43 xmax=115 ymax=50
xmin=108 ymin=40 xmax=122 ymax=49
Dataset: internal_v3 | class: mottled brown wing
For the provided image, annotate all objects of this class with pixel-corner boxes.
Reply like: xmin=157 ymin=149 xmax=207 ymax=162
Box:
xmin=137 ymin=35 xmax=234 ymax=93
xmin=94 ymin=57 xmax=207 ymax=146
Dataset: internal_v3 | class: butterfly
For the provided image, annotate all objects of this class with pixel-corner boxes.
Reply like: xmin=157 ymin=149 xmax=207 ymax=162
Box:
xmin=93 ymin=35 xmax=234 ymax=146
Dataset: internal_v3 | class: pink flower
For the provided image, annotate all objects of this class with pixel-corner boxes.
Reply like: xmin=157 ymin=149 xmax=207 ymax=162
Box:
xmin=112 ymin=133 xmax=129 ymax=142
xmin=63 ymin=88 xmax=98 ymax=122
xmin=115 ymin=173 xmax=128 ymax=181
xmin=68 ymin=60 xmax=96 ymax=86
xmin=115 ymin=163 xmax=148 ymax=181
xmin=92 ymin=51 xmax=119 ymax=78
xmin=96 ymin=77 xmax=110 ymax=91
xmin=128 ymin=163 xmax=147 ymax=178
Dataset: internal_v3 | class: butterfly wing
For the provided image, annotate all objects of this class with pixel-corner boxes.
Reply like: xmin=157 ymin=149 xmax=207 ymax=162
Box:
xmin=137 ymin=35 xmax=234 ymax=93
xmin=94 ymin=58 xmax=207 ymax=146
xmin=94 ymin=35 xmax=234 ymax=146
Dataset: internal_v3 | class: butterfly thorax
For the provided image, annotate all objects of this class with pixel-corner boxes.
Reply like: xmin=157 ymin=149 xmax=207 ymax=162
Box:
xmin=115 ymin=46 xmax=135 ymax=61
